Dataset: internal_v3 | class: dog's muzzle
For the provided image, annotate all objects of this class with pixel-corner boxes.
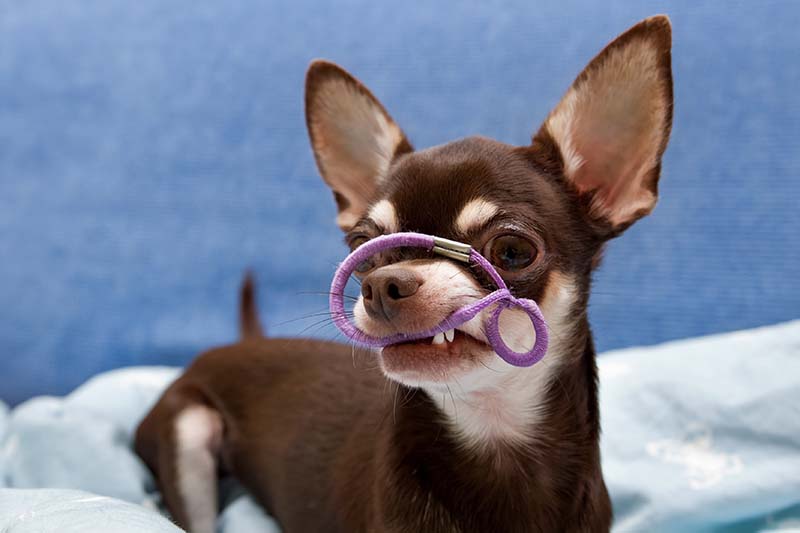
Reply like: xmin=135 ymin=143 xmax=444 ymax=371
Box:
xmin=329 ymin=232 xmax=549 ymax=367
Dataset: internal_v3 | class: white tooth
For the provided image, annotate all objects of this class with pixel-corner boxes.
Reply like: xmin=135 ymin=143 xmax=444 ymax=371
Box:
xmin=444 ymin=329 xmax=455 ymax=342
xmin=432 ymin=333 xmax=445 ymax=345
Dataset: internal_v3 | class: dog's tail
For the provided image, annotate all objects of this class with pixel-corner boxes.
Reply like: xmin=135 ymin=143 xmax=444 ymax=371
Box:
xmin=240 ymin=270 xmax=265 ymax=339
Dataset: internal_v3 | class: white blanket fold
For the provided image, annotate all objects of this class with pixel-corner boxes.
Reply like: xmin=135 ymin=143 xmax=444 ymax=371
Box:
xmin=1 ymin=321 xmax=799 ymax=532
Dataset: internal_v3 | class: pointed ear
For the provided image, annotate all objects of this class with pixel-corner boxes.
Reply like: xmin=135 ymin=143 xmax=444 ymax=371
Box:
xmin=534 ymin=16 xmax=673 ymax=233
xmin=305 ymin=60 xmax=413 ymax=231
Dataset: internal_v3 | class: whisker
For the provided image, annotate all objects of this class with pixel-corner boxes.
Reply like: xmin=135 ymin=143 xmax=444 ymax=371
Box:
xmin=273 ymin=309 xmax=354 ymax=329
xmin=478 ymin=359 xmax=501 ymax=373
xmin=445 ymin=383 xmax=458 ymax=421
xmin=296 ymin=316 xmax=347 ymax=336
xmin=296 ymin=291 xmax=360 ymax=301
xmin=399 ymin=385 xmax=417 ymax=408
xmin=392 ymin=383 xmax=400 ymax=424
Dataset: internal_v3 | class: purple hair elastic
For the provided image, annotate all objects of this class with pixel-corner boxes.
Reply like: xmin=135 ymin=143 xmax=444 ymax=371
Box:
xmin=329 ymin=232 xmax=549 ymax=367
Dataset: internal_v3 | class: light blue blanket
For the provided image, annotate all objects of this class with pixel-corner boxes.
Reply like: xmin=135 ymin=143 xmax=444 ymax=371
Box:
xmin=0 ymin=489 xmax=183 ymax=533
xmin=1 ymin=321 xmax=799 ymax=532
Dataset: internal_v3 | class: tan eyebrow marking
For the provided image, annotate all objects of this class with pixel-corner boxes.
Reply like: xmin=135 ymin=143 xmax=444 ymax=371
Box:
xmin=455 ymin=198 xmax=499 ymax=234
xmin=367 ymin=199 xmax=399 ymax=233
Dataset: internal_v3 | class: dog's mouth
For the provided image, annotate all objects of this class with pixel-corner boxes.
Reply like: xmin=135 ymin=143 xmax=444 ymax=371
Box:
xmin=379 ymin=328 xmax=492 ymax=379
xmin=387 ymin=328 xmax=486 ymax=349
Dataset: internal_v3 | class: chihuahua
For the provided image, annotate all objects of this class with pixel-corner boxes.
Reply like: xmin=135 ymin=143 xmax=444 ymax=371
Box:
xmin=136 ymin=16 xmax=673 ymax=532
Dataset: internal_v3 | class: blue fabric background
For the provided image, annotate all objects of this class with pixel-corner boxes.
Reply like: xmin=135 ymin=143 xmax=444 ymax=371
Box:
xmin=1 ymin=1 xmax=798 ymax=405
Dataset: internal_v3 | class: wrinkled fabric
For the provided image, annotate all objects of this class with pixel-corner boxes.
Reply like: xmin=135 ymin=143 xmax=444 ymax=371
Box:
xmin=0 ymin=368 xmax=180 ymax=505
xmin=0 ymin=489 xmax=183 ymax=532
xmin=600 ymin=320 xmax=800 ymax=532
xmin=1 ymin=322 xmax=799 ymax=532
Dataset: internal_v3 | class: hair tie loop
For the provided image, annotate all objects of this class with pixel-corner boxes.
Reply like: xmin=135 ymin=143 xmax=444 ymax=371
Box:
xmin=329 ymin=232 xmax=548 ymax=367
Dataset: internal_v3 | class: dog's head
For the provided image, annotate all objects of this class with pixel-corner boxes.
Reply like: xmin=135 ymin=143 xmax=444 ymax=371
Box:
xmin=306 ymin=17 xmax=672 ymax=393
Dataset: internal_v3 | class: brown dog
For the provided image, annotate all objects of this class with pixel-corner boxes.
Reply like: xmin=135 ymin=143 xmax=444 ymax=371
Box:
xmin=136 ymin=16 xmax=673 ymax=532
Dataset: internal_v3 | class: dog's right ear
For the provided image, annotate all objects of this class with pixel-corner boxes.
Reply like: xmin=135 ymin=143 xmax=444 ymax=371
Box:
xmin=305 ymin=60 xmax=413 ymax=231
xmin=532 ymin=16 xmax=673 ymax=235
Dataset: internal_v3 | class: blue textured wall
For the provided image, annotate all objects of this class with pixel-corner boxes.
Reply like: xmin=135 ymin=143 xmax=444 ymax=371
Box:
xmin=1 ymin=1 xmax=798 ymax=404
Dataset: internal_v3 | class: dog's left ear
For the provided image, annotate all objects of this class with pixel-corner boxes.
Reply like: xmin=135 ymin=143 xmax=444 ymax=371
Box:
xmin=305 ymin=60 xmax=413 ymax=231
xmin=533 ymin=15 xmax=673 ymax=234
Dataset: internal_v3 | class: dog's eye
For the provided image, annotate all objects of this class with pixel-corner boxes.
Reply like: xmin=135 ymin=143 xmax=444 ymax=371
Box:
xmin=485 ymin=234 xmax=538 ymax=272
xmin=355 ymin=257 xmax=375 ymax=274
xmin=348 ymin=236 xmax=375 ymax=273
xmin=349 ymin=236 xmax=369 ymax=250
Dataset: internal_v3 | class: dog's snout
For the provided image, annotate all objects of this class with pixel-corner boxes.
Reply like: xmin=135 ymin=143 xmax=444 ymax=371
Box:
xmin=361 ymin=267 xmax=422 ymax=321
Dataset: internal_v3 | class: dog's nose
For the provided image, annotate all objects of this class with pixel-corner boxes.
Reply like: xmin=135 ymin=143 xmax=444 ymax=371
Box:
xmin=361 ymin=267 xmax=422 ymax=321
